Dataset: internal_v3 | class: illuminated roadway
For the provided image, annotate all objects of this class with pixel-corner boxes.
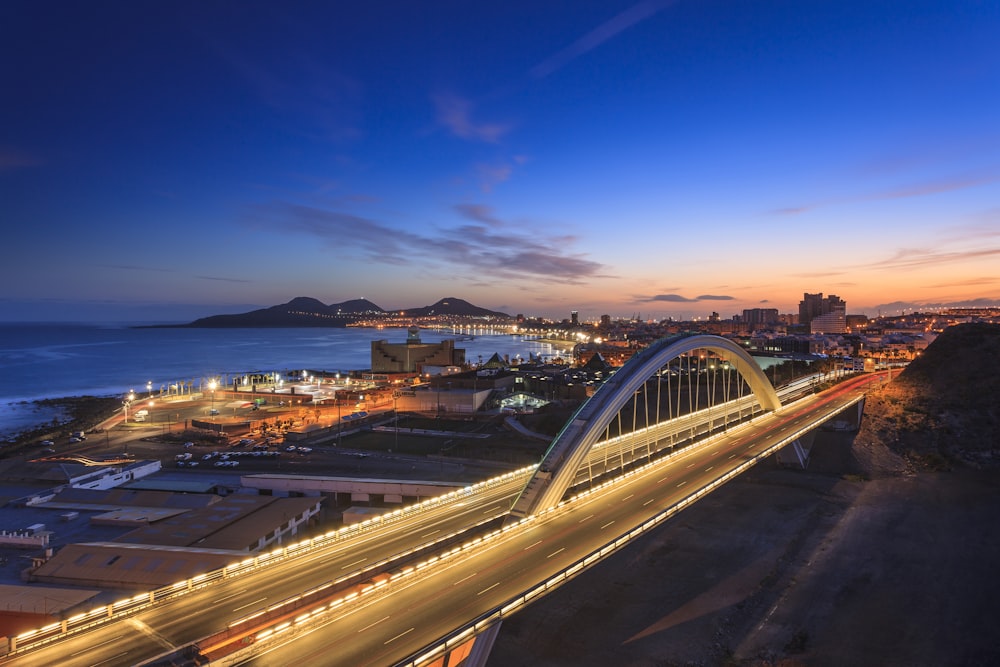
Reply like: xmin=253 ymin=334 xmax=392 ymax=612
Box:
xmin=242 ymin=373 xmax=880 ymax=666
xmin=1 ymin=373 xmax=879 ymax=667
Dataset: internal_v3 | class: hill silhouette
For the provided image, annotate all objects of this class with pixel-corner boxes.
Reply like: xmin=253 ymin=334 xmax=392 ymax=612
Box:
xmin=180 ymin=296 xmax=510 ymax=328
xmin=858 ymin=322 xmax=1000 ymax=470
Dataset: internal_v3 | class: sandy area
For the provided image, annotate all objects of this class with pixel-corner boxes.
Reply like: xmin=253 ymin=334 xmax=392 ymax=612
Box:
xmin=487 ymin=431 xmax=1000 ymax=666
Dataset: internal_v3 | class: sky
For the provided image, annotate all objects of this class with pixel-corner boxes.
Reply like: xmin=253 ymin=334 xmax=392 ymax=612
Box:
xmin=2 ymin=1 xmax=999 ymax=323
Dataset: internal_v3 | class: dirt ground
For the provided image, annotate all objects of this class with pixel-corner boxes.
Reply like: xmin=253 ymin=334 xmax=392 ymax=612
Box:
xmin=486 ymin=430 xmax=1000 ymax=667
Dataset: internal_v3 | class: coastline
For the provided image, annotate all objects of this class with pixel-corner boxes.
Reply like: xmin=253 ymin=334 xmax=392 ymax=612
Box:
xmin=1 ymin=396 xmax=121 ymax=445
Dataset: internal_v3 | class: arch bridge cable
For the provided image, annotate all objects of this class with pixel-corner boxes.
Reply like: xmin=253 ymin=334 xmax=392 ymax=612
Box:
xmin=508 ymin=334 xmax=781 ymax=520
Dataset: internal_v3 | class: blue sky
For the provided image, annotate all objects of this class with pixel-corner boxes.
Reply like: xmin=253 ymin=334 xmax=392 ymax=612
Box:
xmin=2 ymin=1 xmax=998 ymax=323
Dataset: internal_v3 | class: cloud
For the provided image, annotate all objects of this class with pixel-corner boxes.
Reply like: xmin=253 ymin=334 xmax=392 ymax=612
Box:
xmin=454 ymin=204 xmax=503 ymax=226
xmin=636 ymin=293 xmax=736 ymax=304
xmin=196 ymin=275 xmax=253 ymax=283
xmin=246 ymin=201 xmax=605 ymax=283
xmin=924 ymin=277 xmax=998 ymax=289
xmin=773 ymin=171 xmax=1000 ymax=215
xmin=475 ymin=162 xmax=513 ymax=192
xmin=0 ymin=148 xmax=44 ymax=170
xmin=531 ymin=1 xmax=674 ymax=78
xmin=432 ymin=93 xmax=510 ymax=143
xmin=873 ymin=246 xmax=1000 ymax=271
xmin=100 ymin=264 xmax=175 ymax=273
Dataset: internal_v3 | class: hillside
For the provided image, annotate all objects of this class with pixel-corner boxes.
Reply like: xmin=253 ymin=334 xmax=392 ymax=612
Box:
xmin=489 ymin=322 xmax=1000 ymax=666
xmin=856 ymin=322 xmax=1000 ymax=470
xmin=179 ymin=296 xmax=510 ymax=327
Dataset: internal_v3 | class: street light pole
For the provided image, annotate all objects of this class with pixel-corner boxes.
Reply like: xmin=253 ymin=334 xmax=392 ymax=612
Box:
xmin=123 ymin=391 xmax=135 ymax=423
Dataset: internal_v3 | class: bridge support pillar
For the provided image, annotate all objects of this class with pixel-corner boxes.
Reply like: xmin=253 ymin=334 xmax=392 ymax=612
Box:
xmin=776 ymin=431 xmax=815 ymax=468
xmin=451 ymin=621 xmax=502 ymax=667
xmin=824 ymin=398 xmax=865 ymax=433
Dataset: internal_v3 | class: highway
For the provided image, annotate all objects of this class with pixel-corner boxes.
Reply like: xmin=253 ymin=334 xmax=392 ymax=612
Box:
xmin=238 ymin=373 xmax=881 ymax=666
xmin=0 ymin=472 xmax=530 ymax=666
xmin=2 ymin=373 xmax=878 ymax=667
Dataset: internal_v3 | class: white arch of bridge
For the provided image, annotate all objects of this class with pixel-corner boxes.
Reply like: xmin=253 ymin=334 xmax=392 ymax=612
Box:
xmin=508 ymin=334 xmax=782 ymax=519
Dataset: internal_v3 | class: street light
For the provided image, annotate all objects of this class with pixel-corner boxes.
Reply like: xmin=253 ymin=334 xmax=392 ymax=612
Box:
xmin=146 ymin=381 xmax=152 ymax=397
xmin=123 ymin=391 xmax=135 ymax=423
xmin=208 ymin=379 xmax=218 ymax=415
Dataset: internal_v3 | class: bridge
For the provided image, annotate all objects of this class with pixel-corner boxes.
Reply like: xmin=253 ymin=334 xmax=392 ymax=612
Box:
xmin=0 ymin=336 xmax=878 ymax=667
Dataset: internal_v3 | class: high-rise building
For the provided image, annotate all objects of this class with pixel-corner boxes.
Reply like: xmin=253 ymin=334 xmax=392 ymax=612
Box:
xmin=742 ymin=308 xmax=780 ymax=329
xmin=571 ymin=310 xmax=579 ymax=326
xmin=799 ymin=292 xmax=847 ymax=333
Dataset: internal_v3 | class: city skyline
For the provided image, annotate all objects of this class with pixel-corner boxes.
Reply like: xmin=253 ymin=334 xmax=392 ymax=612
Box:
xmin=2 ymin=1 xmax=999 ymax=323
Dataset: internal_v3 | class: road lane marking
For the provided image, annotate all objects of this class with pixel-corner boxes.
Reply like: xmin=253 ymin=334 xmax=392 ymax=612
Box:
xmin=92 ymin=653 xmax=130 ymax=666
xmin=233 ymin=597 xmax=268 ymax=612
xmin=385 ymin=627 xmax=415 ymax=645
xmin=358 ymin=615 xmax=390 ymax=633
xmin=125 ymin=618 xmax=175 ymax=650
xmin=523 ymin=540 xmax=542 ymax=550
xmin=212 ymin=589 xmax=247 ymax=604
xmin=547 ymin=547 xmax=565 ymax=559
xmin=453 ymin=572 xmax=478 ymax=586
xmin=686 ymin=462 xmax=695 ymax=468
xmin=341 ymin=557 xmax=367 ymax=570
xmin=705 ymin=466 xmax=713 ymax=472
xmin=622 ymin=494 xmax=634 ymax=502
xmin=478 ymin=582 xmax=501 ymax=596
xmin=601 ymin=520 xmax=615 ymax=529
xmin=729 ymin=453 xmax=737 ymax=459
xmin=483 ymin=505 xmax=502 ymax=514
xmin=71 ymin=635 xmax=124 ymax=657
xmin=421 ymin=529 xmax=440 ymax=538
xmin=677 ymin=481 xmax=687 ymax=488
xmin=657 ymin=476 xmax=669 ymax=484
xmin=578 ymin=514 xmax=594 ymax=523
xmin=643 ymin=498 xmax=655 ymax=506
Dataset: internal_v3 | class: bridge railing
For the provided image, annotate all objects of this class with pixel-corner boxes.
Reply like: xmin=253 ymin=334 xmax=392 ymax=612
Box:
xmin=395 ymin=391 xmax=867 ymax=667
xmin=4 ymin=464 xmax=538 ymax=656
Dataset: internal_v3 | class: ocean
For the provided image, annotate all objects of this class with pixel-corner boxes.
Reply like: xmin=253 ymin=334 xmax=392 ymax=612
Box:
xmin=0 ymin=323 xmax=570 ymax=439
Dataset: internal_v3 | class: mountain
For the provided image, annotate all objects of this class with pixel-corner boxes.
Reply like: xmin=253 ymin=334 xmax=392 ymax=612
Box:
xmin=181 ymin=297 xmax=385 ymax=328
xmin=400 ymin=297 xmax=510 ymax=319
xmin=177 ymin=296 xmax=510 ymax=328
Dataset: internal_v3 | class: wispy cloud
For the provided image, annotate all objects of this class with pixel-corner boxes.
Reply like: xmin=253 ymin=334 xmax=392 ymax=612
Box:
xmin=196 ymin=275 xmax=253 ymax=283
xmin=0 ymin=148 xmax=44 ymax=170
xmin=100 ymin=264 xmax=175 ymax=273
xmin=873 ymin=246 xmax=1000 ymax=271
xmin=454 ymin=204 xmax=503 ymax=226
xmin=531 ymin=1 xmax=675 ymax=78
xmin=432 ymin=93 xmax=510 ymax=143
xmin=246 ymin=201 xmax=605 ymax=283
xmin=924 ymin=276 xmax=998 ymax=289
xmin=475 ymin=162 xmax=513 ymax=192
xmin=773 ymin=170 xmax=1000 ymax=215
xmin=636 ymin=293 xmax=734 ymax=303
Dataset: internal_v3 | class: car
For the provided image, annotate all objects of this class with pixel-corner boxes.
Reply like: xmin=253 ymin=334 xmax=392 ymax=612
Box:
xmin=184 ymin=442 xmax=194 ymax=448
xmin=214 ymin=461 xmax=226 ymax=467
xmin=298 ymin=447 xmax=312 ymax=453
xmin=202 ymin=454 xmax=213 ymax=460
xmin=239 ymin=438 xmax=253 ymax=446
xmin=286 ymin=445 xmax=297 ymax=452
xmin=41 ymin=447 xmax=56 ymax=454
xmin=208 ymin=409 xmax=220 ymax=416
xmin=39 ymin=440 xmax=54 ymax=447
xmin=68 ymin=437 xmax=81 ymax=444
xmin=188 ymin=461 xmax=199 ymax=467
xmin=71 ymin=431 xmax=86 ymax=440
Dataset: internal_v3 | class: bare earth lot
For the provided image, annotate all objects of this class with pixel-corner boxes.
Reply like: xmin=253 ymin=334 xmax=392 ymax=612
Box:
xmin=487 ymin=431 xmax=1000 ymax=667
